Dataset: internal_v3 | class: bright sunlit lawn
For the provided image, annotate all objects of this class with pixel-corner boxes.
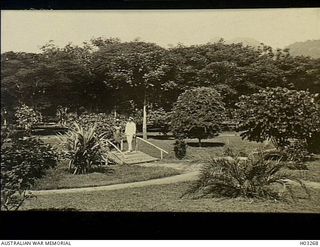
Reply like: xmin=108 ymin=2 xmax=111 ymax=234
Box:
xmin=135 ymin=131 xmax=273 ymax=160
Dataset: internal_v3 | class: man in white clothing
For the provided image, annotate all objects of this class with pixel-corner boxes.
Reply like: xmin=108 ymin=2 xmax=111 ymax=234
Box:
xmin=125 ymin=117 xmax=136 ymax=152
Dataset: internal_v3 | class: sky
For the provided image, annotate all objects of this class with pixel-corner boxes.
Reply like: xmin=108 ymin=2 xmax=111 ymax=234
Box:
xmin=1 ymin=9 xmax=320 ymax=53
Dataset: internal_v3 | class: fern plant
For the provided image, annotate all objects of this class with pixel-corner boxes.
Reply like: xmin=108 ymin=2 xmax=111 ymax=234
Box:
xmin=57 ymin=123 xmax=108 ymax=174
xmin=185 ymin=155 xmax=309 ymax=200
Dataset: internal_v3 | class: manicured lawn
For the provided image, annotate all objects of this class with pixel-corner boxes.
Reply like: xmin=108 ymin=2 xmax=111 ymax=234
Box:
xmin=32 ymin=162 xmax=180 ymax=190
xmin=24 ymin=133 xmax=320 ymax=212
xmin=136 ymin=133 xmax=273 ymax=160
xmin=23 ymin=181 xmax=320 ymax=212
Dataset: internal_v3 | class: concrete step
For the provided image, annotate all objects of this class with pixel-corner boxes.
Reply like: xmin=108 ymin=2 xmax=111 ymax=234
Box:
xmin=109 ymin=151 xmax=159 ymax=165
xmin=124 ymin=158 xmax=159 ymax=165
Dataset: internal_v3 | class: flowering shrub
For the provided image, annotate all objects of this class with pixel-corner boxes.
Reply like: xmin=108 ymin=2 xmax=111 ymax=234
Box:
xmin=1 ymin=134 xmax=58 ymax=210
xmin=15 ymin=104 xmax=42 ymax=135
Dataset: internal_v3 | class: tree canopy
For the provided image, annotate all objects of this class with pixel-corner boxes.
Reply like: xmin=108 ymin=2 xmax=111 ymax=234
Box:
xmin=2 ymin=38 xmax=319 ymax=118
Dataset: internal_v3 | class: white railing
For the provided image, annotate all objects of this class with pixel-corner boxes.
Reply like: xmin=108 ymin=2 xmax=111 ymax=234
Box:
xmin=135 ymin=137 xmax=169 ymax=160
xmin=105 ymin=139 xmax=125 ymax=158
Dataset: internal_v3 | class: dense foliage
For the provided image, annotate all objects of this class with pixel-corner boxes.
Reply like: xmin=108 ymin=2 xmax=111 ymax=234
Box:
xmin=237 ymin=87 xmax=320 ymax=149
xmin=1 ymin=134 xmax=58 ymax=210
xmin=280 ymin=140 xmax=311 ymax=169
xmin=57 ymin=123 xmax=109 ymax=174
xmin=171 ymin=87 xmax=225 ymax=146
xmin=185 ymin=155 xmax=309 ymax=200
xmin=2 ymin=38 xmax=319 ymax=119
xmin=147 ymin=107 xmax=171 ymax=135
xmin=65 ymin=112 xmax=121 ymax=139
xmin=64 ymin=111 xmax=143 ymax=140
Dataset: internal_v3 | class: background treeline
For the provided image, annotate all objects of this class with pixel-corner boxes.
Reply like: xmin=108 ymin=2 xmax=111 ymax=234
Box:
xmin=2 ymin=38 xmax=320 ymax=120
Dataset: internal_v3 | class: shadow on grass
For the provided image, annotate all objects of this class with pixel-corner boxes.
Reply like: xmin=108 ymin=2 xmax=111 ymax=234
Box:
xmin=187 ymin=142 xmax=225 ymax=148
xmin=89 ymin=165 xmax=115 ymax=174
xmin=27 ymin=208 xmax=79 ymax=211
xmin=148 ymin=135 xmax=175 ymax=140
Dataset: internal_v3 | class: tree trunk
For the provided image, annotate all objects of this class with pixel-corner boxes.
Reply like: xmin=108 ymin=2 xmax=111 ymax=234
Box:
xmin=198 ymin=138 xmax=202 ymax=147
xmin=114 ymin=108 xmax=117 ymax=118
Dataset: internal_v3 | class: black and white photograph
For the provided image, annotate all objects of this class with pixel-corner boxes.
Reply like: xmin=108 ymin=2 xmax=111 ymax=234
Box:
xmin=1 ymin=8 xmax=320 ymax=218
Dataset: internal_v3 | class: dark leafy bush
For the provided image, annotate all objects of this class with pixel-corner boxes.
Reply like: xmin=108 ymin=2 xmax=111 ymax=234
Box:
xmin=307 ymin=132 xmax=320 ymax=154
xmin=1 ymin=135 xmax=58 ymax=210
xmin=280 ymin=140 xmax=311 ymax=170
xmin=57 ymin=122 xmax=109 ymax=174
xmin=258 ymin=141 xmax=312 ymax=170
xmin=236 ymin=87 xmax=320 ymax=149
xmin=174 ymin=138 xmax=187 ymax=159
xmin=185 ymin=155 xmax=309 ymax=200
xmin=56 ymin=106 xmax=68 ymax=126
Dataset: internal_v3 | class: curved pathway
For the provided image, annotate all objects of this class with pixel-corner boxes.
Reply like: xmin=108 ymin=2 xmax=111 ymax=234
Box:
xmin=29 ymin=161 xmax=320 ymax=196
xmin=30 ymin=170 xmax=199 ymax=196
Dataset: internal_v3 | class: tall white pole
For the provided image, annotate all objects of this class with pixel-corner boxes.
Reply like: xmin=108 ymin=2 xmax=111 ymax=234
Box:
xmin=143 ymin=99 xmax=147 ymax=140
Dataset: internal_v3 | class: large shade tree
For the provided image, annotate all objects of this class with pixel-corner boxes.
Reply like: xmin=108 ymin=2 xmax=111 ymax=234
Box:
xmin=1 ymin=42 xmax=94 ymax=116
xmin=90 ymin=39 xmax=179 ymax=139
xmin=169 ymin=41 xmax=291 ymax=106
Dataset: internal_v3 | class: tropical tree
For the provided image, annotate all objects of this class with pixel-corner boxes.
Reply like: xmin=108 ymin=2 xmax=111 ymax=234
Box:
xmin=171 ymin=87 xmax=225 ymax=146
xmin=170 ymin=41 xmax=292 ymax=107
xmin=2 ymin=38 xmax=319 ymax=122
xmin=90 ymin=40 xmax=178 ymax=139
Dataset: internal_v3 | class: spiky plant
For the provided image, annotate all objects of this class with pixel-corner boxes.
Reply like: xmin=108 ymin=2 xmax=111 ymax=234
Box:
xmin=57 ymin=122 xmax=108 ymax=174
xmin=185 ymin=155 xmax=309 ymax=200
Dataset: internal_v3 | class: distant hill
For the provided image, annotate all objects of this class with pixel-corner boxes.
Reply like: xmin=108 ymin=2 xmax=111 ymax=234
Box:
xmin=286 ymin=40 xmax=320 ymax=58
xmin=226 ymin=37 xmax=262 ymax=48
xmin=209 ymin=37 xmax=263 ymax=48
